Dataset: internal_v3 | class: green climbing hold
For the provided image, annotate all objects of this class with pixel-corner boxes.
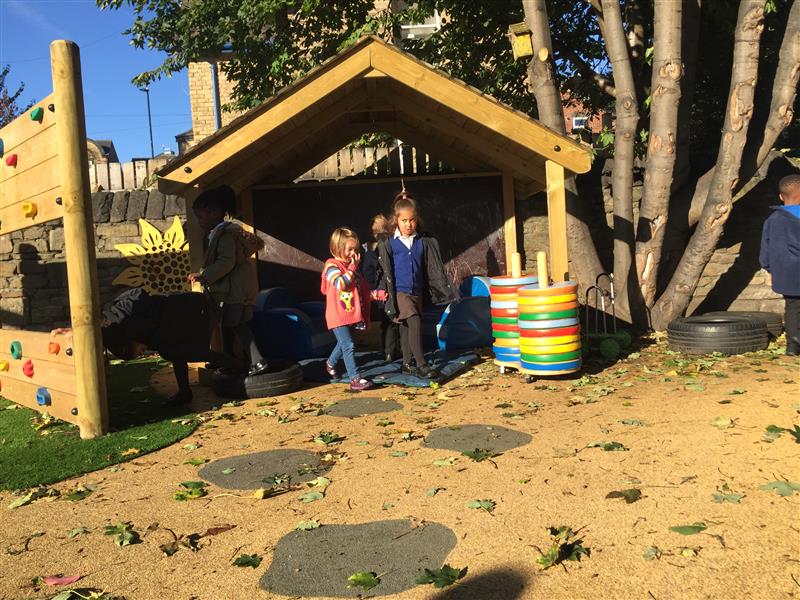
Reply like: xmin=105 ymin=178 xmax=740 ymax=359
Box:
xmin=9 ymin=341 xmax=22 ymax=360
xmin=30 ymin=107 xmax=44 ymax=122
xmin=0 ymin=138 xmax=4 ymax=157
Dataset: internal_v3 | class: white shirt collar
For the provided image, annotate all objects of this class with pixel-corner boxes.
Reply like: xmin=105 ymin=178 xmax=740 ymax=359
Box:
xmin=394 ymin=228 xmax=416 ymax=240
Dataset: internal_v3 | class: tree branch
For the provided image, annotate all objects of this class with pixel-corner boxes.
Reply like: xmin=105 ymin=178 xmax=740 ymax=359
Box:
xmin=555 ymin=43 xmax=617 ymax=98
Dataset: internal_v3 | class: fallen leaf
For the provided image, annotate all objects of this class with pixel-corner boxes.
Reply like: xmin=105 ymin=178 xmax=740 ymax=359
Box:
xmin=711 ymin=416 xmax=733 ymax=429
xmin=426 ymin=487 xmax=444 ymax=497
xmin=433 ymin=457 xmax=456 ymax=467
xmin=66 ymin=527 xmax=91 ymax=539
xmin=464 ymin=499 xmax=496 ymax=513
xmin=221 ymin=468 xmax=236 ymax=475
xmin=462 ymin=448 xmax=500 ymax=462
xmin=203 ymin=524 xmax=236 ymax=536
xmin=295 ymin=520 xmax=320 ymax=531
xmin=42 ymin=575 xmax=81 ymax=586
xmin=347 ymin=571 xmax=380 ymax=591
xmin=298 ymin=491 xmax=324 ymax=503
xmin=669 ymin=522 xmax=707 ymax=535
xmin=415 ymin=565 xmax=467 ymax=588
xmin=605 ymin=488 xmax=642 ymax=504
xmin=184 ymin=457 xmax=208 ymax=466
xmin=642 ymin=546 xmax=661 ymax=561
xmin=233 ymin=553 xmax=261 ymax=568
xmin=759 ymin=480 xmax=800 ymax=497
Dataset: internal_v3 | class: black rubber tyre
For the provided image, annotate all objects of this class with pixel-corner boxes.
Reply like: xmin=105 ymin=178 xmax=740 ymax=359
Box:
xmin=703 ymin=311 xmax=783 ymax=338
xmin=667 ymin=315 xmax=769 ymax=356
xmin=211 ymin=359 xmax=304 ymax=399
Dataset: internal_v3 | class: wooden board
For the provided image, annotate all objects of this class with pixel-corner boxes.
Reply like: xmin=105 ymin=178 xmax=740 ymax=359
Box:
xmin=0 ymin=330 xmax=75 ymax=365
xmin=0 ymin=154 xmax=61 ymax=210
xmin=0 ymin=375 xmax=78 ymax=424
xmin=0 ymin=184 xmax=64 ymax=235
xmin=0 ymin=352 xmax=77 ymax=396
xmin=0 ymin=94 xmax=56 ymax=153
xmin=0 ymin=123 xmax=58 ymax=187
xmin=546 ymin=160 xmax=569 ymax=282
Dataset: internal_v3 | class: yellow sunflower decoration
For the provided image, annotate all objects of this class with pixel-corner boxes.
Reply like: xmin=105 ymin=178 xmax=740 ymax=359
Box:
xmin=112 ymin=217 xmax=192 ymax=295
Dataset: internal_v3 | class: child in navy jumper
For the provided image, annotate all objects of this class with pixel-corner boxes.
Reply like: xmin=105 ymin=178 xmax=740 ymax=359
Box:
xmin=760 ymin=174 xmax=800 ymax=356
xmin=377 ymin=192 xmax=458 ymax=379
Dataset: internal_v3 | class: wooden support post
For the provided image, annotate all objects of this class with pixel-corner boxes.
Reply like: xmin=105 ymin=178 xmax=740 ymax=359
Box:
xmin=537 ymin=251 xmax=550 ymax=288
xmin=502 ymin=172 xmax=517 ymax=273
xmin=236 ymin=187 xmax=259 ymax=293
xmin=50 ymin=40 xmax=108 ymax=439
xmin=545 ymin=160 xmax=569 ymax=282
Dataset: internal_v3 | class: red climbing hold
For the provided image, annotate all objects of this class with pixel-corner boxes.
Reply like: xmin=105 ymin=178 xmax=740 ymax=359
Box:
xmin=48 ymin=342 xmax=61 ymax=355
xmin=5 ymin=154 xmax=18 ymax=167
xmin=22 ymin=359 xmax=34 ymax=378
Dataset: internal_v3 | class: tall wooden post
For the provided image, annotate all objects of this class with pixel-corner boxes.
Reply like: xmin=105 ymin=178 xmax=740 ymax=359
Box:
xmin=545 ymin=160 xmax=569 ymax=282
xmin=51 ymin=41 xmax=108 ymax=438
xmin=184 ymin=188 xmax=204 ymax=292
xmin=502 ymin=172 xmax=517 ymax=272
xmin=236 ymin=187 xmax=259 ymax=292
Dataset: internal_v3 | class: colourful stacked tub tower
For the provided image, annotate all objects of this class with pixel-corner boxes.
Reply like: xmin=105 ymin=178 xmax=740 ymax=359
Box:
xmin=517 ymin=252 xmax=582 ymax=379
xmin=489 ymin=253 xmax=536 ymax=371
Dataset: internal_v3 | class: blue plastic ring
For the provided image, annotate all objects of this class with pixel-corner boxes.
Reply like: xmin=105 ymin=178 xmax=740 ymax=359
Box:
xmin=489 ymin=275 xmax=538 ymax=287
xmin=490 ymin=300 xmax=518 ymax=309
xmin=493 ymin=347 xmax=520 ymax=357
xmin=518 ymin=317 xmax=579 ymax=329
xmin=520 ymin=359 xmax=582 ymax=371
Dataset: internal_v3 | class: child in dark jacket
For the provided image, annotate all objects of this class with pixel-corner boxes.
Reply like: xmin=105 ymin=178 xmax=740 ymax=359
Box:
xmin=360 ymin=214 xmax=400 ymax=361
xmin=377 ymin=192 xmax=458 ymax=379
xmin=759 ymin=174 xmax=800 ymax=356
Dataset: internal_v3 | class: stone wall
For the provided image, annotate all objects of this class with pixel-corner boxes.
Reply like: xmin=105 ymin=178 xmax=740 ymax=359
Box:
xmin=0 ymin=189 xmax=185 ymax=331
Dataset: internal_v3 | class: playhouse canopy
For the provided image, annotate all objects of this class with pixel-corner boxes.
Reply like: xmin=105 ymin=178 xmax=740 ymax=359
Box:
xmin=156 ymin=36 xmax=591 ymax=196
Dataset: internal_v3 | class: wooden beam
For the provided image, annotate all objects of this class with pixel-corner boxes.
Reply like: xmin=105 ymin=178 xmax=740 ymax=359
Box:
xmin=370 ymin=42 xmax=591 ymax=174
xmin=502 ymin=172 xmax=517 ymax=270
xmin=545 ymin=160 xmax=569 ymax=282
xmin=158 ymin=48 xmax=372 ymax=189
xmin=0 ymin=94 xmax=56 ymax=154
xmin=51 ymin=40 xmax=107 ymax=439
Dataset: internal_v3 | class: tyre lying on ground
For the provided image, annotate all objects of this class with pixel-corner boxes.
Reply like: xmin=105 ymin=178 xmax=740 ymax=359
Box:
xmin=703 ymin=311 xmax=783 ymax=339
xmin=667 ymin=315 xmax=770 ymax=356
xmin=211 ymin=359 xmax=304 ymax=399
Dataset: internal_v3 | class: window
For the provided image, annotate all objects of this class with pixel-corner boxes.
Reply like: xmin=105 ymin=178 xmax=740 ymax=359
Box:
xmin=399 ymin=10 xmax=441 ymax=40
xmin=572 ymin=116 xmax=589 ymax=130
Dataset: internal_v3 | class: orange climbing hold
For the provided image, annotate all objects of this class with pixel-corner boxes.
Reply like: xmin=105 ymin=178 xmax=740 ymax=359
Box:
xmin=22 ymin=359 xmax=34 ymax=378
xmin=48 ymin=342 xmax=61 ymax=355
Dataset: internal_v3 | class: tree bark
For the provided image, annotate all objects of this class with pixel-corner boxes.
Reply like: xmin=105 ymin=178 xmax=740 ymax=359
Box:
xmin=522 ymin=0 xmax=605 ymax=295
xmin=672 ymin=0 xmax=701 ymax=191
xmin=635 ymin=0 xmax=682 ymax=308
xmin=599 ymin=0 xmax=641 ymax=322
xmin=685 ymin=0 xmax=798 ymax=227
xmin=651 ymin=1 xmax=767 ymax=330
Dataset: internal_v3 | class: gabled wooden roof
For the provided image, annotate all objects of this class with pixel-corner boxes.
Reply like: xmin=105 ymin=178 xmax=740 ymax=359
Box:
xmin=157 ymin=35 xmax=591 ymax=196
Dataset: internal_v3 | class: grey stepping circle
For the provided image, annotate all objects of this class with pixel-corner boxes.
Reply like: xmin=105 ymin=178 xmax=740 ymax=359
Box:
xmin=198 ymin=449 xmax=330 ymax=490
xmin=424 ymin=424 xmax=532 ymax=453
xmin=324 ymin=397 xmax=403 ymax=418
xmin=260 ymin=519 xmax=457 ymax=597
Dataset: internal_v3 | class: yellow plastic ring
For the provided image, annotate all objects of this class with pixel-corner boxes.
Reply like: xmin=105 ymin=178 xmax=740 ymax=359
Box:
xmin=492 ymin=338 xmax=520 ymax=348
xmin=518 ymin=334 xmax=580 ymax=346
xmin=517 ymin=341 xmax=581 ymax=354
xmin=517 ymin=293 xmax=577 ymax=305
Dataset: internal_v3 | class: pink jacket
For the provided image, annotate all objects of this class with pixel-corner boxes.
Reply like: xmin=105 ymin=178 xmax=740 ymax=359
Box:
xmin=320 ymin=258 xmax=371 ymax=330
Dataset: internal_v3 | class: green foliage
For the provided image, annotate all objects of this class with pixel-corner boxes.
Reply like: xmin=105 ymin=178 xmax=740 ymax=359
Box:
xmin=232 ymin=553 xmax=262 ymax=568
xmin=461 ymin=448 xmax=499 ymax=462
xmin=174 ymin=481 xmax=209 ymax=501
xmin=605 ymin=488 xmax=642 ymax=504
xmin=586 ymin=441 xmax=628 ymax=451
xmin=712 ymin=483 xmax=744 ymax=504
xmin=464 ymin=499 xmax=495 ymax=513
xmin=642 ymin=545 xmax=661 ymax=561
xmin=314 ymin=431 xmax=345 ymax=445
xmin=65 ymin=485 xmax=96 ymax=502
xmin=535 ymin=526 xmax=590 ymax=570
xmin=295 ymin=519 xmax=320 ymax=531
xmin=103 ymin=522 xmax=140 ymax=546
xmin=668 ymin=522 xmax=707 ymax=535
xmin=759 ymin=480 xmax=800 ymax=497
xmin=347 ymin=571 xmax=380 ymax=591
xmin=415 ymin=564 xmax=467 ymax=588
xmin=0 ymin=64 xmax=35 ymax=127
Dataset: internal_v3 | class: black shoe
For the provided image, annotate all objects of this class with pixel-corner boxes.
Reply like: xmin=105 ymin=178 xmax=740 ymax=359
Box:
xmin=248 ymin=360 xmax=270 ymax=377
xmin=401 ymin=363 xmax=414 ymax=374
xmin=163 ymin=390 xmax=192 ymax=406
xmin=416 ymin=364 xmax=440 ymax=381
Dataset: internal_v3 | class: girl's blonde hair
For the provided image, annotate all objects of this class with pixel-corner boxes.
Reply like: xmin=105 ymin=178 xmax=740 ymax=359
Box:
xmin=329 ymin=227 xmax=360 ymax=259
xmin=389 ymin=190 xmax=423 ymax=232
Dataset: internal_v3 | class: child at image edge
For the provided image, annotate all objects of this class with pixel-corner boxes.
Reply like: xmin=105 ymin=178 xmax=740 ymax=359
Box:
xmin=759 ymin=174 xmax=800 ymax=356
xmin=377 ymin=192 xmax=458 ymax=379
xmin=322 ymin=228 xmax=384 ymax=391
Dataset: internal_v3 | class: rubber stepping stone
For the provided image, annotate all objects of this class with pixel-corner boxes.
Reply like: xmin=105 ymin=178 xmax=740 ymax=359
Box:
xmin=30 ymin=107 xmax=44 ymax=122
xmin=323 ymin=397 xmax=403 ymax=418
xmin=198 ymin=449 xmax=332 ymax=490
xmin=424 ymin=423 xmax=532 ymax=453
xmin=260 ymin=520 xmax=457 ymax=597
xmin=10 ymin=341 xmax=22 ymax=359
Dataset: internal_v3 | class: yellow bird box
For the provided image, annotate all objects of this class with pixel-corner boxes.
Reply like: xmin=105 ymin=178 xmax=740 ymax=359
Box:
xmin=508 ymin=22 xmax=533 ymax=60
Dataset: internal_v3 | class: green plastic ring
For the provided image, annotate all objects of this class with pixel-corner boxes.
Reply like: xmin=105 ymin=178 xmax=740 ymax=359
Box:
xmin=491 ymin=316 xmax=518 ymax=325
xmin=519 ymin=350 xmax=582 ymax=363
xmin=518 ymin=309 xmax=579 ymax=321
xmin=492 ymin=330 xmax=520 ymax=339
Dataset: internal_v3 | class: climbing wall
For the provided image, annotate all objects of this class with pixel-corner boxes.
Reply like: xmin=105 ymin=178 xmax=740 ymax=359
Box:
xmin=0 ymin=330 xmax=77 ymax=422
xmin=0 ymin=96 xmax=65 ymax=235
xmin=0 ymin=96 xmax=79 ymax=426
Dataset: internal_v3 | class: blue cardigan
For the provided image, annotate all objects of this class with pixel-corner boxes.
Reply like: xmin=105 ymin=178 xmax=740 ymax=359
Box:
xmin=760 ymin=205 xmax=800 ymax=296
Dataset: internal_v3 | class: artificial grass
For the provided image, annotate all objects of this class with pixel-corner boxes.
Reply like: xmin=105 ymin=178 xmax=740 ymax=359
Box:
xmin=0 ymin=357 xmax=197 ymax=490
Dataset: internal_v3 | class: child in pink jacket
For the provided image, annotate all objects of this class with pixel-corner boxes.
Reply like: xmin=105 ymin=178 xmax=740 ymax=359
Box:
xmin=321 ymin=227 xmax=384 ymax=391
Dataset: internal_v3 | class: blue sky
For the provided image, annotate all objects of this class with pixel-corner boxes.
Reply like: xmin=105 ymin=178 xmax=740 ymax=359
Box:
xmin=0 ymin=0 xmax=191 ymax=161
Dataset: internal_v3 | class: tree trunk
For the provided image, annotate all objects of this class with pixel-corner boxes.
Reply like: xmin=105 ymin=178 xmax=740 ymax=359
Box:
xmin=635 ymin=0 xmax=682 ymax=308
xmin=599 ymin=0 xmax=641 ymax=323
xmin=685 ymin=0 xmax=798 ymax=227
xmin=651 ymin=1 xmax=767 ymax=330
xmin=673 ymin=0 xmax=701 ymax=191
xmin=522 ymin=0 xmax=605 ymax=295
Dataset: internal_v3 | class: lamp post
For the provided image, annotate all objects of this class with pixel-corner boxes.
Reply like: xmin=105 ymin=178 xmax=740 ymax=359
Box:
xmin=141 ymin=87 xmax=154 ymax=158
